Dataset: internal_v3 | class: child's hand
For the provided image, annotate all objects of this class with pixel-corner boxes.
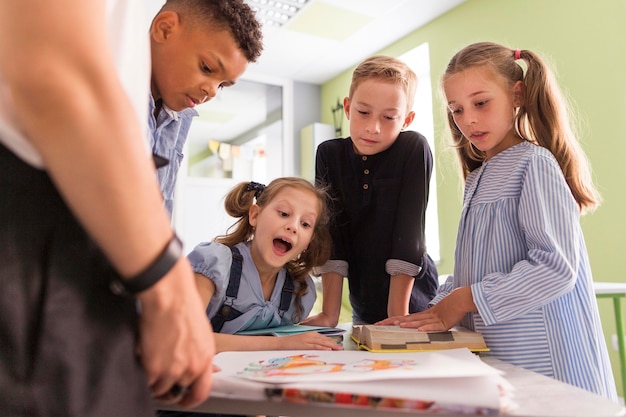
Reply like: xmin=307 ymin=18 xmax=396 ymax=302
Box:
xmin=283 ymin=332 xmax=344 ymax=350
xmin=376 ymin=287 xmax=475 ymax=331
xmin=377 ymin=309 xmax=446 ymax=331
xmin=300 ymin=312 xmax=339 ymax=328
xmin=376 ymin=311 xmax=428 ymax=327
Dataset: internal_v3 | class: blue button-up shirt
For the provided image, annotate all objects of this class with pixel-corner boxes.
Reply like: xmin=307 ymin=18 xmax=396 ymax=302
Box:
xmin=148 ymin=95 xmax=197 ymax=217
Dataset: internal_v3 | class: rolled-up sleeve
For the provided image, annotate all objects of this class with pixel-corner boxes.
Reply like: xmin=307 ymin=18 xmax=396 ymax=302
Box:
xmin=314 ymin=259 xmax=348 ymax=277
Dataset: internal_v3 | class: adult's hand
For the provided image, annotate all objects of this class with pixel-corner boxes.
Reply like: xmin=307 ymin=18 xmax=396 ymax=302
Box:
xmin=137 ymin=258 xmax=216 ymax=408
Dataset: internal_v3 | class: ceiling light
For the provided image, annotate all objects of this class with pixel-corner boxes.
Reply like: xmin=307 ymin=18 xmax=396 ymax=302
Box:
xmin=246 ymin=0 xmax=311 ymax=28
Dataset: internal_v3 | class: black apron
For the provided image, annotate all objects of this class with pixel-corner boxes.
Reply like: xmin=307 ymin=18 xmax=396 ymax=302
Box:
xmin=0 ymin=142 xmax=152 ymax=417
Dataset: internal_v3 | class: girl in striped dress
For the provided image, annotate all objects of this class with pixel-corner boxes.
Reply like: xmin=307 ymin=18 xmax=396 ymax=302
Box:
xmin=379 ymin=42 xmax=617 ymax=401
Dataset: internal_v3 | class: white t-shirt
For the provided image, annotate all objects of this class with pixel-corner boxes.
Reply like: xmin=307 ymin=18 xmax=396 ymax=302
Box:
xmin=0 ymin=0 xmax=150 ymax=168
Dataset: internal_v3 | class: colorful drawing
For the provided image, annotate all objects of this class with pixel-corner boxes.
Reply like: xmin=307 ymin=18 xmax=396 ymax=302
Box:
xmin=238 ymin=353 xmax=418 ymax=379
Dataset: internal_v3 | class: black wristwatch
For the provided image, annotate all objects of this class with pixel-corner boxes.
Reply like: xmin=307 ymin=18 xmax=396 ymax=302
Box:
xmin=110 ymin=233 xmax=183 ymax=296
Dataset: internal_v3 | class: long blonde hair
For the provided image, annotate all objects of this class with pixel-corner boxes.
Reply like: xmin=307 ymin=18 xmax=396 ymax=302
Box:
xmin=442 ymin=42 xmax=600 ymax=212
xmin=215 ymin=177 xmax=331 ymax=321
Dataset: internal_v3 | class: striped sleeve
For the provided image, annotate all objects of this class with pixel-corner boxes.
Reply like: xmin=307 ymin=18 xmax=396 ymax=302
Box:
xmin=472 ymin=151 xmax=580 ymax=326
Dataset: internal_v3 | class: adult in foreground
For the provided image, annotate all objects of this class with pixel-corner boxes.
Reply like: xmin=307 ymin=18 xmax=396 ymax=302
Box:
xmin=0 ymin=1 xmax=215 ymax=415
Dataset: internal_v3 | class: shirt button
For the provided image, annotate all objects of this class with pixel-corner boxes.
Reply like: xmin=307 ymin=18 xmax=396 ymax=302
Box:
xmin=362 ymin=156 xmax=367 ymax=161
xmin=364 ymin=169 xmax=370 ymax=175
xmin=363 ymin=184 xmax=369 ymax=190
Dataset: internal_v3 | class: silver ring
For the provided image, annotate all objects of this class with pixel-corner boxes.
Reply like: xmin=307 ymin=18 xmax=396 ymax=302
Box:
xmin=169 ymin=384 xmax=189 ymax=398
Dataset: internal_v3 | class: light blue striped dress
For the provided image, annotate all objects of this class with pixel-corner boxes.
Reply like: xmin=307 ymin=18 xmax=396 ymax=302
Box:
xmin=432 ymin=141 xmax=618 ymax=401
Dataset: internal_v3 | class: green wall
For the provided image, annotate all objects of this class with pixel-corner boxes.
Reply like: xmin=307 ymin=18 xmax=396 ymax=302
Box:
xmin=320 ymin=0 xmax=626 ymax=397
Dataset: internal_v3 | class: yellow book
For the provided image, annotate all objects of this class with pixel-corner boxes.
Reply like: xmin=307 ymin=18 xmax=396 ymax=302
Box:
xmin=351 ymin=325 xmax=489 ymax=353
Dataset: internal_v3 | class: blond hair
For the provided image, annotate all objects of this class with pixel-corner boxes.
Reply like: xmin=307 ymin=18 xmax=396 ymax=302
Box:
xmin=215 ymin=177 xmax=331 ymax=322
xmin=442 ymin=42 xmax=600 ymax=212
xmin=349 ymin=55 xmax=418 ymax=113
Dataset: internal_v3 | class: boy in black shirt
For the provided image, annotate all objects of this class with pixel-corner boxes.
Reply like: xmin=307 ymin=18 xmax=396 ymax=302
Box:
xmin=303 ymin=55 xmax=438 ymax=325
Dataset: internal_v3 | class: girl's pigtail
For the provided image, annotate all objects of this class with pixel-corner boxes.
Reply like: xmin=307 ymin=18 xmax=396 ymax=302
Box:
xmin=214 ymin=181 xmax=263 ymax=246
xmin=517 ymin=50 xmax=600 ymax=212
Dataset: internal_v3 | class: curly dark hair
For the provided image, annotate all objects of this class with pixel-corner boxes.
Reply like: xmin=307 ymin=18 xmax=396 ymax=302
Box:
xmin=161 ymin=0 xmax=263 ymax=62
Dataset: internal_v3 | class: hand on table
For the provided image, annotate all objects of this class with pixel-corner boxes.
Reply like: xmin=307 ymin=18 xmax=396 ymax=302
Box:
xmin=377 ymin=287 xmax=476 ymax=332
xmin=283 ymin=332 xmax=344 ymax=350
xmin=301 ymin=311 xmax=339 ymax=328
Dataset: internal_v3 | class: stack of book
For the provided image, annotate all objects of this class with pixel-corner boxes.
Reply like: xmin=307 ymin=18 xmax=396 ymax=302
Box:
xmin=351 ymin=324 xmax=489 ymax=352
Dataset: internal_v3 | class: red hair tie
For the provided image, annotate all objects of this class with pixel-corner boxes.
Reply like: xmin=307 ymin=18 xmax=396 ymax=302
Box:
xmin=514 ymin=49 xmax=521 ymax=60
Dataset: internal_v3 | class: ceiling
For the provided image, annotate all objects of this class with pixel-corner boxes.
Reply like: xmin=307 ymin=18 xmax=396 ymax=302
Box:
xmin=244 ymin=0 xmax=465 ymax=84
xmin=147 ymin=0 xmax=466 ymax=152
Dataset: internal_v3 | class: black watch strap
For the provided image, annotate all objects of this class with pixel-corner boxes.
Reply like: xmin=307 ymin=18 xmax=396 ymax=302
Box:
xmin=110 ymin=233 xmax=183 ymax=296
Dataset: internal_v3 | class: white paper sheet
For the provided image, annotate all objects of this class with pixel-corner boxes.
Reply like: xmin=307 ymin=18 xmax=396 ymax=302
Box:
xmin=210 ymin=348 xmax=509 ymax=413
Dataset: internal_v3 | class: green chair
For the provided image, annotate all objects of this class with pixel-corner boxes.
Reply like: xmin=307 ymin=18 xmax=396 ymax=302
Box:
xmin=594 ymin=281 xmax=626 ymax=402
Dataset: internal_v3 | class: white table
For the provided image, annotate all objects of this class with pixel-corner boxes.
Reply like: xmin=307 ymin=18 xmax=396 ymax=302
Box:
xmin=168 ymin=328 xmax=626 ymax=417
xmin=184 ymin=358 xmax=624 ymax=416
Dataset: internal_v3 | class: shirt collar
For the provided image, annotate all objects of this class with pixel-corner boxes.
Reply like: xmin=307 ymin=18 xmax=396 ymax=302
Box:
xmin=162 ymin=103 xmax=180 ymax=121
xmin=149 ymin=94 xmax=199 ymax=122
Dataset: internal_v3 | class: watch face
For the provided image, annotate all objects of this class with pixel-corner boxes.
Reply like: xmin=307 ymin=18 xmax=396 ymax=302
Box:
xmin=152 ymin=154 xmax=169 ymax=169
